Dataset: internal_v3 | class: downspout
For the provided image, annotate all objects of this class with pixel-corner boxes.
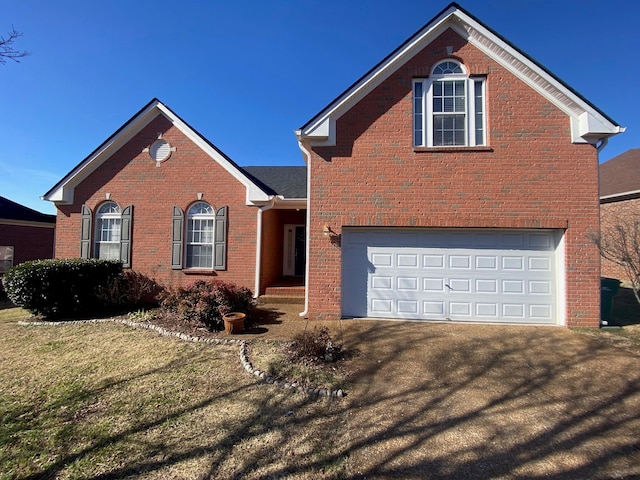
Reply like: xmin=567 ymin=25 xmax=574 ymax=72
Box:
xmin=596 ymin=137 xmax=608 ymax=153
xmin=297 ymin=138 xmax=312 ymax=317
xmin=254 ymin=197 xmax=276 ymax=299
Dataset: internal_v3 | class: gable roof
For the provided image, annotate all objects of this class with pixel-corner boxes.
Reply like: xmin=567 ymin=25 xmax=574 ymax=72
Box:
xmin=296 ymin=2 xmax=624 ymax=147
xmin=0 ymin=196 xmax=56 ymax=226
xmin=599 ymin=148 xmax=640 ymax=201
xmin=242 ymin=166 xmax=307 ymax=199
xmin=42 ymin=99 xmax=273 ymax=206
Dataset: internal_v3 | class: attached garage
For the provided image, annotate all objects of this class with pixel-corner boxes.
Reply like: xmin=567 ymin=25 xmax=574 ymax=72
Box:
xmin=341 ymin=229 xmax=564 ymax=325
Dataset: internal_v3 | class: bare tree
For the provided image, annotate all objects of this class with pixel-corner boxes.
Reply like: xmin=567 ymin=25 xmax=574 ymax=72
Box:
xmin=0 ymin=27 xmax=29 ymax=64
xmin=589 ymin=221 xmax=640 ymax=304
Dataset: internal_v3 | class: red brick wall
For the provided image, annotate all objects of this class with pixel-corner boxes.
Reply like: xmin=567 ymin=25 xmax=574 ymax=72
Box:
xmin=600 ymin=197 xmax=640 ymax=283
xmin=0 ymin=223 xmax=55 ymax=265
xmin=54 ymin=115 xmax=258 ymax=292
xmin=305 ymin=29 xmax=601 ymax=327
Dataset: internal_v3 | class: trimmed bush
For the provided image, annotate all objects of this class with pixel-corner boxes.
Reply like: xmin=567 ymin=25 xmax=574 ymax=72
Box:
xmin=95 ymin=270 xmax=162 ymax=309
xmin=2 ymin=258 xmax=123 ymax=318
xmin=159 ymin=280 xmax=254 ymax=331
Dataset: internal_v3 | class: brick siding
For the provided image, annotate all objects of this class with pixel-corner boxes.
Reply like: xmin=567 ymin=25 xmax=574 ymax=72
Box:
xmin=54 ymin=115 xmax=258 ymax=292
xmin=600 ymin=197 xmax=640 ymax=283
xmin=0 ymin=224 xmax=55 ymax=265
xmin=305 ymin=29 xmax=601 ymax=327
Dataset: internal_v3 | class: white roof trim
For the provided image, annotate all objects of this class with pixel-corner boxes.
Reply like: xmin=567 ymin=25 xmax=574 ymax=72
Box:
xmin=44 ymin=100 xmax=270 ymax=206
xmin=297 ymin=4 xmax=623 ymax=146
xmin=600 ymin=189 xmax=640 ymax=201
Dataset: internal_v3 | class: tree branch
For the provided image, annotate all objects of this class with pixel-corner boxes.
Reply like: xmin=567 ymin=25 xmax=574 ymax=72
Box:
xmin=0 ymin=27 xmax=30 ymax=64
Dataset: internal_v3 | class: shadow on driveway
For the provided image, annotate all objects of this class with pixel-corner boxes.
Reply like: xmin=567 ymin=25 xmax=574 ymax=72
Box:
xmin=338 ymin=320 xmax=640 ymax=479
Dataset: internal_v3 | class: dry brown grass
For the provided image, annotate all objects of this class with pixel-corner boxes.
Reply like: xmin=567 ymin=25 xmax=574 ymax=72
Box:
xmin=0 ymin=310 xmax=349 ymax=479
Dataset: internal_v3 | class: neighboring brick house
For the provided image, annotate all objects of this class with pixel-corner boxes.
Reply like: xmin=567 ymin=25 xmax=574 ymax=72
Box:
xmin=599 ymin=149 xmax=640 ymax=282
xmin=45 ymin=3 xmax=623 ymax=328
xmin=296 ymin=3 xmax=623 ymax=327
xmin=0 ymin=196 xmax=56 ymax=276
xmin=43 ymin=100 xmax=306 ymax=296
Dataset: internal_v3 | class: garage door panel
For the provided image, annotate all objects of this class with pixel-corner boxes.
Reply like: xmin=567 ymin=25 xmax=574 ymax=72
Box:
xmin=343 ymin=228 xmax=559 ymax=324
xmin=397 ymin=277 xmax=418 ymax=290
xmin=423 ymin=254 xmax=445 ymax=268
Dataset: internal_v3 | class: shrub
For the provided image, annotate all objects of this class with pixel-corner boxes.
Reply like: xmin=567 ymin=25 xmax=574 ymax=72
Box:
xmin=95 ymin=270 xmax=162 ymax=309
xmin=2 ymin=258 xmax=123 ymax=318
xmin=290 ymin=326 xmax=341 ymax=363
xmin=159 ymin=280 xmax=254 ymax=331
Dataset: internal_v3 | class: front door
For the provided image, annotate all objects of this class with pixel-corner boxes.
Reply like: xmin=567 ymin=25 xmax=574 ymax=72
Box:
xmin=284 ymin=224 xmax=305 ymax=277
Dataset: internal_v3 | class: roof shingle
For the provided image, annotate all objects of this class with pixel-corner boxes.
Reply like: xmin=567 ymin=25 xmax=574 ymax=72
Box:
xmin=599 ymin=149 xmax=640 ymax=198
xmin=0 ymin=196 xmax=56 ymax=224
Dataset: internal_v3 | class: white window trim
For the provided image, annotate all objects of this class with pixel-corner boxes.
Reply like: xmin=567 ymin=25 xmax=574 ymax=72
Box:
xmin=413 ymin=60 xmax=487 ymax=148
xmin=94 ymin=202 xmax=121 ymax=261
xmin=185 ymin=202 xmax=215 ymax=270
xmin=0 ymin=246 xmax=14 ymax=274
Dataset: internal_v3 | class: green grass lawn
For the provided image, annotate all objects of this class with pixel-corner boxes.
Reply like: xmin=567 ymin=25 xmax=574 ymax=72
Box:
xmin=0 ymin=309 xmax=348 ymax=479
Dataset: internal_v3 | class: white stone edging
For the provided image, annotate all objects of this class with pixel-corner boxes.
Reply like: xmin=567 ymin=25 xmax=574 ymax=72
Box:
xmin=18 ymin=317 xmax=346 ymax=398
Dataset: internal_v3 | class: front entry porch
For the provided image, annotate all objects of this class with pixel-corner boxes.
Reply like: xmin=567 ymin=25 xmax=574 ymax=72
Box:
xmin=257 ymin=208 xmax=306 ymax=298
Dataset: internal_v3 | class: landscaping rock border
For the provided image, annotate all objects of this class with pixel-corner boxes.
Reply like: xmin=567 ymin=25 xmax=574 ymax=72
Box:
xmin=18 ymin=317 xmax=346 ymax=398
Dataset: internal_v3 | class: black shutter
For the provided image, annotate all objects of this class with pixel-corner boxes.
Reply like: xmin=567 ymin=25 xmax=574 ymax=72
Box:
xmin=214 ymin=206 xmax=227 ymax=270
xmin=171 ymin=206 xmax=184 ymax=270
xmin=120 ymin=205 xmax=133 ymax=268
xmin=80 ymin=205 xmax=92 ymax=259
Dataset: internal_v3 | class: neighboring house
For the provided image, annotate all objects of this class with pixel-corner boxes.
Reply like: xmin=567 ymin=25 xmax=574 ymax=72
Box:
xmin=295 ymin=2 xmax=623 ymax=327
xmin=44 ymin=3 xmax=623 ymax=328
xmin=599 ymin=148 xmax=640 ymax=282
xmin=43 ymin=100 xmax=306 ymax=297
xmin=0 ymin=196 xmax=56 ymax=275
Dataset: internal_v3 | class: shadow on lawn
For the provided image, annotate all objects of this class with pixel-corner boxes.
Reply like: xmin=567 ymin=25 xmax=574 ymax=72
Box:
xmin=14 ymin=317 xmax=640 ymax=479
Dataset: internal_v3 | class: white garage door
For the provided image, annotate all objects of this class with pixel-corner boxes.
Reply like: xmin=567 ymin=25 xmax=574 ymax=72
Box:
xmin=342 ymin=229 xmax=562 ymax=324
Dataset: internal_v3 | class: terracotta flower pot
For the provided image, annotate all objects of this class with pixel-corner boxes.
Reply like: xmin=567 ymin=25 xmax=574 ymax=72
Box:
xmin=223 ymin=312 xmax=246 ymax=334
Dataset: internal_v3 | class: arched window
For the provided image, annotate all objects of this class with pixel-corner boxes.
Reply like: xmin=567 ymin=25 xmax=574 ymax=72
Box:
xmin=186 ymin=202 xmax=215 ymax=268
xmin=94 ymin=201 xmax=121 ymax=260
xmin=413 ymin=59 xmax=486 ymax=147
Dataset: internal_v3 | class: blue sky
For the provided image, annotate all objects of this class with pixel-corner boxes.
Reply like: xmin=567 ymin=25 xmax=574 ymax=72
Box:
xmin=1 ymin=0 xmax=637 ymax=214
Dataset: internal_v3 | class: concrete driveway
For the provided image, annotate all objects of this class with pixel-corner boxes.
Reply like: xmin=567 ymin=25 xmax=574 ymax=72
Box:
xmin=333 ymin=320 xmax=640 ymax=479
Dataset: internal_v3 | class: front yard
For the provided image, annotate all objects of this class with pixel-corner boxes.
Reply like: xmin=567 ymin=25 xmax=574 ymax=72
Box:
xmin=0 ymin=307 xmax=349 ymax=479
xmin=2 ymin=295 xmax=640 ymax=479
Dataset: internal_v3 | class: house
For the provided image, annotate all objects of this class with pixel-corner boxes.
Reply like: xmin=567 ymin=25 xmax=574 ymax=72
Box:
xmin=44 ymin=3 xmax=623 ymax=328
xmin=43 ymin=100 xmax=306 ymax=297
xmin=599 ymin=149 xmax=640 ymax=282
xmin=295 ymin=2 xmax=623 ymax=327
xmin=0 ymin=196 xmax=56 ymax=275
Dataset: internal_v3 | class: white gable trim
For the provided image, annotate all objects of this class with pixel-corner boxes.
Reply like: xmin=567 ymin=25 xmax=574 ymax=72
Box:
xmin=43 ymin=100 xmax=270 ymax=206
xmin=297 ymin=4 xmax=623 ymax=146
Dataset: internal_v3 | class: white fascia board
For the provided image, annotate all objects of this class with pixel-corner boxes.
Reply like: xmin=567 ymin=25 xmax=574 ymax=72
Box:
xmin=272 ymin=197 xmax=307 ymax=209
xmin=600 ymin=189 xmax=640 ymax=202
xmin=300 ymin=9 xmax=455 ymax=146
xmin=42 ymin=102 xmax=164 ymax=205
xmin=300 ymin=6 xmax=623 ymax=147
xmin=154 ymin=103 xmax=270 ymax=205
xmin=449 ymin=13 xmax=623 ymax=143
xmin=44 ymin=100 xmax=271 ymax=206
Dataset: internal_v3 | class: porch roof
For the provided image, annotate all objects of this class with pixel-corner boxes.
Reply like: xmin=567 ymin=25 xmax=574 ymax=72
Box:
xmin=242 ymin=166 xmax=307 ymax=199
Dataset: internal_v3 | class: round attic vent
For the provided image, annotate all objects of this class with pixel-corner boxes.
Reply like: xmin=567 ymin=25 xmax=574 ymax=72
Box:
xmin=149 ymin=139 xmax=172 ymax=162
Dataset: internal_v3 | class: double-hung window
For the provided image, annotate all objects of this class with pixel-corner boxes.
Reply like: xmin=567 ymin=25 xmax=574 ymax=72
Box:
xmin=186 ymin=202 xmax=215 ymax=269
xmin=171 ymin=203 xmax=227 ymax=271
xmin=413 ymin=60 xmax=486 ymax=147
xmin=94 ymin=201 xmax=121 ymax=260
